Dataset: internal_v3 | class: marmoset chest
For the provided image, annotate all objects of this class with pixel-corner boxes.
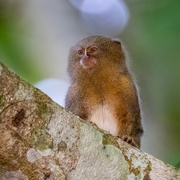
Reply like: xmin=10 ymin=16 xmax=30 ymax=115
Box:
xmin=89 ymin=103 xmax=119 ymax=136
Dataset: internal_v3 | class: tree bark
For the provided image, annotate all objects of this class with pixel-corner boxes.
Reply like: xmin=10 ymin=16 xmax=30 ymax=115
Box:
xmin=0 ymin=62 xmax=179 ymax=180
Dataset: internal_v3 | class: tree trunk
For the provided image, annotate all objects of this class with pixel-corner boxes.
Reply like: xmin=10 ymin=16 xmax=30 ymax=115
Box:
xmin=0 ymin=62 xmax=179 ymax=180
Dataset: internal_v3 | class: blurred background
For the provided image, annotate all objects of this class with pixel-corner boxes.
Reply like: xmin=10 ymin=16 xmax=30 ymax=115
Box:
xmin=0 ymin=0 xmax=180 ymax=168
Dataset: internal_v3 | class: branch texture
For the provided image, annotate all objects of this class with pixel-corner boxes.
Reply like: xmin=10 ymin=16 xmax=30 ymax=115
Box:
xmin=0 ymin=62 xmax=179 ymax=180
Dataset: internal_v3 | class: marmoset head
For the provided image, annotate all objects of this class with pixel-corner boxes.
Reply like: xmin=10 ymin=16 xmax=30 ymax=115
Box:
xmin=67 ymin=35 xmax=127 ymax=80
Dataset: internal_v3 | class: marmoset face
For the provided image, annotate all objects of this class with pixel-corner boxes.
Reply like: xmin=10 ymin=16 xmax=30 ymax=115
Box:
xmin=77 ymin=45 xmax=100 ymax=69
xmin=68 ymin=35 xmax=126 ymax=78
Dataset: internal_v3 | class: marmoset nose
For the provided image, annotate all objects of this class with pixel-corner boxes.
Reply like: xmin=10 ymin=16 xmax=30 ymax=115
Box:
xmin=82 ymin=55 xmax=89 ymax=61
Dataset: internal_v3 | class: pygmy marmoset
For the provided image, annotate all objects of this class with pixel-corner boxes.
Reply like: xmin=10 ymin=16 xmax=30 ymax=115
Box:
xmin=65 ymin=35 xmax=143 ymax=148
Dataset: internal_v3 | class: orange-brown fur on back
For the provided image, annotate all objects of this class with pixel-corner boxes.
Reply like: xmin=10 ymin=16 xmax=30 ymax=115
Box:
xmin=65 ymin=35 xmax=143 ymax=148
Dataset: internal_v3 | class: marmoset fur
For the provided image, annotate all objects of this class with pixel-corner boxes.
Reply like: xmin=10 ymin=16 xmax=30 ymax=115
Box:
xmin=65 ymin=35 xmax=143 ymax=148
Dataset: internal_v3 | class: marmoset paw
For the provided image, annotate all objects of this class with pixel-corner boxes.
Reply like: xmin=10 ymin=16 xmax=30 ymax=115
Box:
xmin=122 ymin=135 xmax=138 ymax=148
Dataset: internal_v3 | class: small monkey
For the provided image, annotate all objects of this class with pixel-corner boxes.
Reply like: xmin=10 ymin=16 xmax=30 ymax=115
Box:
xmin=65 ymin=35 xmax=143 ymax=148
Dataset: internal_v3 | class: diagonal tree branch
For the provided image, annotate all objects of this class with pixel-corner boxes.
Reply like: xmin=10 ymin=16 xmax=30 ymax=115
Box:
xmin=0 ymin=62 xmax=179 ymax=180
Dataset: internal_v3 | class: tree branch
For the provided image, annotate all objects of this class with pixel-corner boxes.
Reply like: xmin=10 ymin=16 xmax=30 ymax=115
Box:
xmin=0 ymin=62 xmax=179 ymax=180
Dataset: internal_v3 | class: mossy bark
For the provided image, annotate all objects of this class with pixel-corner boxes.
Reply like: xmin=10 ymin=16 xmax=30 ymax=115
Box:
xmin=0 ymin=62 xmax=179 ymax=180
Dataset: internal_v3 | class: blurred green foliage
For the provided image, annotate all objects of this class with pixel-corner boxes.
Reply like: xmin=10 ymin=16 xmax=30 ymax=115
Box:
xmin=123 ymin=0 xmax=180 ymax=166
xmin=0 ymin=0 xmax=42 ymax=83
xmin=176 ymin=161 xmax=180 ymax=169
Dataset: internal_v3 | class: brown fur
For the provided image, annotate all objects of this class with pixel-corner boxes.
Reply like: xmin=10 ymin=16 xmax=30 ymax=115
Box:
xmin=65 ymin=35 xmax=143 ymax=148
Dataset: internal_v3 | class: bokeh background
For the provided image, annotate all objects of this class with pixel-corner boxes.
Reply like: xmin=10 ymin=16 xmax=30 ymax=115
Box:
xmin=0 ymin=0 xmax=180 ymax=167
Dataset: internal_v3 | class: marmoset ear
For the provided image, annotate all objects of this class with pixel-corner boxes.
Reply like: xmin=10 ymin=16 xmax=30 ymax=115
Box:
xmin=113 ymin=40 xmax=121 ymax=46
xmin=112 ymin=40 xmax=123 ymax=51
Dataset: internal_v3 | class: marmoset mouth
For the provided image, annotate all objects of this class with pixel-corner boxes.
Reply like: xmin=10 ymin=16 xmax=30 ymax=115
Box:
xmin=80 ymin=57 xmax=96 ymax=69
